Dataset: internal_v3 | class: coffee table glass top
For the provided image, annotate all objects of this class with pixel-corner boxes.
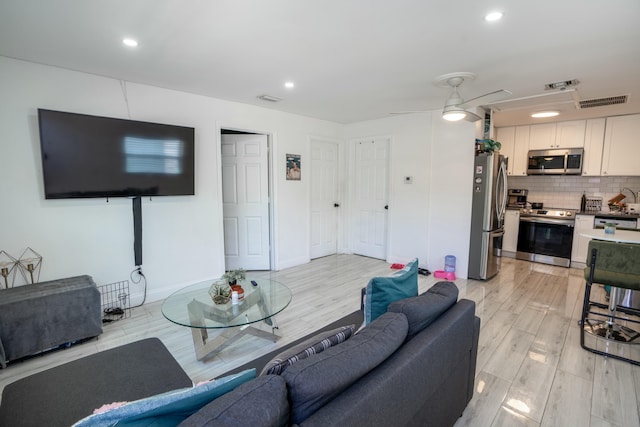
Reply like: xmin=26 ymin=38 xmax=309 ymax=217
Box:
xmin=161 ymin=278 xmax=292 ymax=329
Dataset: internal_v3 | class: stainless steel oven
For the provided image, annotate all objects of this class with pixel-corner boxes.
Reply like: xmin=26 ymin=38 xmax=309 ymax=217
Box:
xmin=516 ymin=208 xmax=576 ymax=267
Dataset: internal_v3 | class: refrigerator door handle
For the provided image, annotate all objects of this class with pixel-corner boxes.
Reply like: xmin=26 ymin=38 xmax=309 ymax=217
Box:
xmin=490 ymin=229 xmax=505 ymax=238
xmin=495 ymin=159 xmax=508 ymax=225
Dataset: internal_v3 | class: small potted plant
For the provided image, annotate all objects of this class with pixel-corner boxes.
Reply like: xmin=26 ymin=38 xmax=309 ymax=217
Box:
xmin=475 ymin=138 xmax=502 ymax=153
xmin=223 ymin=268 xmax=246 ymax=286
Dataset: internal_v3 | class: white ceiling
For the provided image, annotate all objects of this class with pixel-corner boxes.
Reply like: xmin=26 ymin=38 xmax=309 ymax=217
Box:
xmin=1 ymin=0 xmax=639 ymax=126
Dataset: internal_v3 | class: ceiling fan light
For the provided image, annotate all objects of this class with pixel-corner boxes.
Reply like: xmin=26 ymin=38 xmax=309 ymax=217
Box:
xmin=442 ymin=105 xmax=466 ymax=121
xmin=531 ymin=110 xmax=559 ymax=118
xmin=443 ymin=111 xmax=466 ymax=121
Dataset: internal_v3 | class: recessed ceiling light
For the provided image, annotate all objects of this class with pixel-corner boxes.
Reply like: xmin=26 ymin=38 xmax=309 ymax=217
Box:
xmin=284 ymin=81 xmax=295 ymax=89
xmin=531 ymin=111 xmax=560 ymax=118
xmin=122 ymin=38 xmax=138 ymax=47
xmin=485 ymin=11 xmax=504 ymax=22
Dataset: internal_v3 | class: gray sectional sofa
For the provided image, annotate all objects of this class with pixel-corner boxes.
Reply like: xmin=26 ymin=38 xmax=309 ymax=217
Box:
xmin=0 ymin=281 xmax=479 ymax=427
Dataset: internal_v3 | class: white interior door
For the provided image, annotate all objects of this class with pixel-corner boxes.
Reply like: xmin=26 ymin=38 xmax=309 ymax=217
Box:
xmin=221 ymin=133 xmax=270 ymax=270
xmin=352 ymin=138 xmax=389 ymax=260
xmin=310 ymin=139 xmax=339 ymax=259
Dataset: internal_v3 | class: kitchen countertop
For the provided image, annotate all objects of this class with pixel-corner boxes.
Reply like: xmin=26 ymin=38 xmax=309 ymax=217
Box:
xmin=577 ymin=211 xmax=640 ymax=219
xmin=506 ymin=207 xmax=640 ymax=220
xmin=581 ymin=229 xmax=640 ymax=243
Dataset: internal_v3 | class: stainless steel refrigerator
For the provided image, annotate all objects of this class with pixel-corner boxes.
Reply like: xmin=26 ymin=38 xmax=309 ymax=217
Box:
xmin=468 ymin=152 xmax=508 ymax=280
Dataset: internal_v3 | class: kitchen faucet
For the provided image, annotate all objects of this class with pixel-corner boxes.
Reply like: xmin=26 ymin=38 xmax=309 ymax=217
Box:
xmin=621 ymin=187 xmax=638 ymax=203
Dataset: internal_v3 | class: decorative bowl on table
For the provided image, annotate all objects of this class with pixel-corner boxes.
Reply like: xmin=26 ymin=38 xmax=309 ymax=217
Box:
xmin=208 ymin=280 xmax=232 ymax=305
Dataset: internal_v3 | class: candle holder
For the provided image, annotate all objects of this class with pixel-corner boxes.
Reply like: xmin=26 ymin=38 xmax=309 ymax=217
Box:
xmin=17 ymin=247 xmax=43 ymax=285
xmin=0 ymin=251 xmax=19 ymax=288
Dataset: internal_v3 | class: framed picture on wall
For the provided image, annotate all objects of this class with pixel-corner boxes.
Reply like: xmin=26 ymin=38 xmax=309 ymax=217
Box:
xmin=286 ymin=154 xmax=301 ymax=181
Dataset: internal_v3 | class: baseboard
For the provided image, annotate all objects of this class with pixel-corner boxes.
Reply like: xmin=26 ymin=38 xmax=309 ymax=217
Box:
xmin=275 ymin=256 xmax=310 ymax=271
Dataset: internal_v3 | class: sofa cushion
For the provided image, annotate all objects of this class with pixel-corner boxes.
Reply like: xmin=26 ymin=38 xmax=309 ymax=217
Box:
xmin=178 ymin=375 xmax=288 ymax=427
xmin=72 ymin=369 xmax=256 ymax=427
xmin=260 ymin=325 xmax=355 ymax=376
xmin=387 ymin=280 xmax=459 ymax=340
xmin=364 ymin=258 xmax=418 ymax=325
xmin=282 ymin=311 xmax=408 ymax=424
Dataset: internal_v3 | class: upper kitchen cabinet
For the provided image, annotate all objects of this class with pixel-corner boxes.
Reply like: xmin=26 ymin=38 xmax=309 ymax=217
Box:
xmin=602 ymin=114 xmax=640 ymax=176
xmin=581 ymin=118 xmax=605 ymax=176
xmin=497 ymin=127 xmax=515 ymax=174
xmin=528 ymin=123 xmax=556 ymax=149
xmin=496 ymin=125 xmax=528 ymax=176
xmin=529 ymin=121 xmax=586 ymax=149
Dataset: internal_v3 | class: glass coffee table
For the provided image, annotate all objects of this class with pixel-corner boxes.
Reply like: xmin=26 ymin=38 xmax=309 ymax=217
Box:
xmin=162 ymin=278 xmax=292 ymax=361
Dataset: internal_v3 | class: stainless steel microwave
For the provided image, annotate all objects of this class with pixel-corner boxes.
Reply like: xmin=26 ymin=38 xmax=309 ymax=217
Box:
xmin=527 ymin=148 xmax=583 ymax=175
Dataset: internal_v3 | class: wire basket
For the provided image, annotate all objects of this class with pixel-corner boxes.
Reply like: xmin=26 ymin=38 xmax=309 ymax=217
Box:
xmin=585 ymin=197 xmax=602 ymax=212
xmin=98 ymin=280 xmax=131 ymax=323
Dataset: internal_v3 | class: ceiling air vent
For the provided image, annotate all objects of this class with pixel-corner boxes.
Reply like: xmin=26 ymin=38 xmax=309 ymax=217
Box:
xmin=257 ymin=94 xmax=282 ymax=103
xmin=544 ymin=79 xmax=580 ymax=90
xmin=578 ymin=95 xmax=628 ymax=109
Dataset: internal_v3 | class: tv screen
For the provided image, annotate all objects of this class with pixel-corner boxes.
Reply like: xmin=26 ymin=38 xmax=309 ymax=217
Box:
xmin=38 ymin=109 xmax=195 ymax=199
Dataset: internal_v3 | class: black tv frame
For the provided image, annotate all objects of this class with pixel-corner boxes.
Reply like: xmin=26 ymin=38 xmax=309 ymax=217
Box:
xmin=38 ymin=108 xmax=195 ymax=200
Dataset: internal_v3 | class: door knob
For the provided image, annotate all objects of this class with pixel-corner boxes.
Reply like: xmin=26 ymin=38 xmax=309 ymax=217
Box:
xmin=384 ymin=205 xmax=389 ymax=210
xmin=334 ymin=203 xmax=340 ymax=207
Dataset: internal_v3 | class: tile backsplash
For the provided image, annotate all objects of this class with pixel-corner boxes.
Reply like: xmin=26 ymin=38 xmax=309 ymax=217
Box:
xmin=508 ymin=175 xmax=640 ymax=211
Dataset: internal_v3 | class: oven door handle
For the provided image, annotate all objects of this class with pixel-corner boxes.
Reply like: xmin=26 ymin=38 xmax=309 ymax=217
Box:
xmin=519 ymin=217 xmax=575 ymax=227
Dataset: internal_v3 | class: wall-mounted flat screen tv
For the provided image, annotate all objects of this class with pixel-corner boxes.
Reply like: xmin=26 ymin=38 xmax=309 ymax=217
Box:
xmin=38 ymin=109 xmax=195 ymax=199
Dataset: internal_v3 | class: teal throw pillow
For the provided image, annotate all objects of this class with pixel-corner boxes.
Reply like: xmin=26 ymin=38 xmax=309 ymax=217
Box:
xmin=71 ymin=369 xmax=256 ymax=427
xmin=364 ymin=258 xmax=419 ymax=325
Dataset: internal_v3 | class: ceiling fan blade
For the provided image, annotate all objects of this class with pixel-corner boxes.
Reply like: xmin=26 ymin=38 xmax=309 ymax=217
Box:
xmin=389 ymin=111 xmax=429 ymax=115
xmin=464 ymin=89 xmax=512 ymax=106
xmin=463 ymin=111 xmax=482 ymax=122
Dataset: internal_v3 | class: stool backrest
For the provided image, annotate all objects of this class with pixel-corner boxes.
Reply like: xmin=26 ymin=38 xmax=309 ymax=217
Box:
xmin=586 ymin=240 xmax=640 ymax=289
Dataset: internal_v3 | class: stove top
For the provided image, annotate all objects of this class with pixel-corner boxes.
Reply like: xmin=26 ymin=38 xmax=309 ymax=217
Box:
xmin=520 ymin=207 xmax=577 ymax=218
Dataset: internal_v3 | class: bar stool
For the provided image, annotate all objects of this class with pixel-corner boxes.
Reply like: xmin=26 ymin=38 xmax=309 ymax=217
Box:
xmin=580 ymin=239 xmax=640 ymax=365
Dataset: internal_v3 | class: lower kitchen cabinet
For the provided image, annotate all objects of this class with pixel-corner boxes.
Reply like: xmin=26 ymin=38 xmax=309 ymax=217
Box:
xmin=571 ymin=214 xmax=594 ymax=264
xmin=503 ymin=209 xmax=520 ymax=255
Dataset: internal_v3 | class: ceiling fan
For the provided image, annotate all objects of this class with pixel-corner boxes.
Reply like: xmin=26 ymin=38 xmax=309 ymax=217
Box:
xmin=437 ymin=72 xmax=512 ymax=122
xmin=392 ymin=72 xmax=512 ymax=122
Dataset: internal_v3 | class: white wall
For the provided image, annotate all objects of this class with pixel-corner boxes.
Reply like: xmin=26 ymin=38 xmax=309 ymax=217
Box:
xmin=427 ymin=116 xmax=475 ymax=278
xmin=343 ymin=113 xmax=475 ymax=276
xmin=0 ymin=57 xmax=341 ymax=302
xmin=1 ymin=56 xmax=477 ymax=305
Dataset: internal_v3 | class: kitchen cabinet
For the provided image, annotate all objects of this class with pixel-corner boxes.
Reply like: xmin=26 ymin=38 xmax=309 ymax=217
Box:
xmin=503 ymin=209 xmax=520 ymax=254
xmin=529 ymin=121 xmax=586 ymax=149
xmin=496 ymin=127 xmax=515 ymax=175
xmin=529 ymin=123 xmax=556 ymax=150
xmin=571 ymin=214 xmax=594 ymax=264
xmin=601 ymin=114 xmax=640 ymax=176
xmin=556 ymin=120 xmax=587 ymax=148
xmin=581 ymin=118 xmax=605 ymax=176
xmin=496 ymin=126 xmax=528 ymax=176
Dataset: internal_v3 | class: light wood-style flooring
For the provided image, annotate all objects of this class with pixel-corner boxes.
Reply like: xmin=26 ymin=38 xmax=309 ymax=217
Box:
xmin=2 ymin=255 xmax=640 ymax=426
